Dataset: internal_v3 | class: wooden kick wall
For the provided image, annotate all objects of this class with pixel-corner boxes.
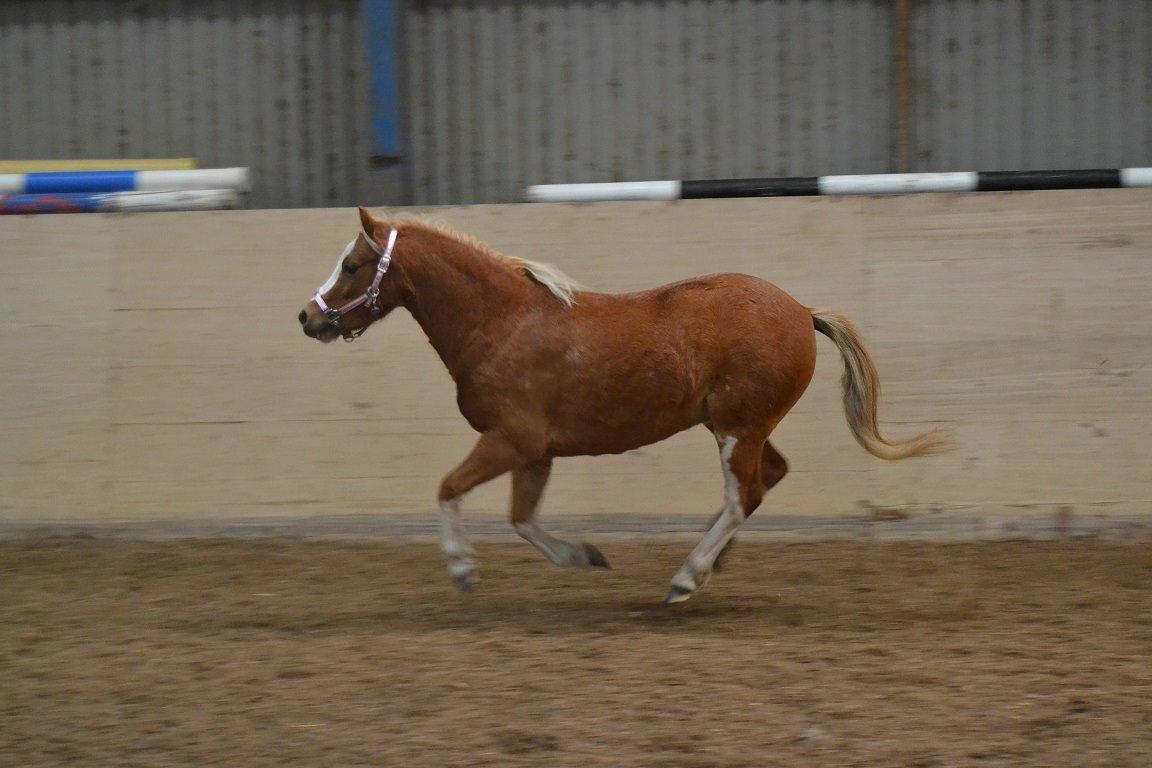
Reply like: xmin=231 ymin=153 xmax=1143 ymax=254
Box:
xmin=3 ymin=191 xmax=1151 ymax=536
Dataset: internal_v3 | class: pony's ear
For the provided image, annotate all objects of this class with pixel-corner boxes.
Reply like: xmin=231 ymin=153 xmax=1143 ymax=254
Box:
xmin=358 ymin=206 xmax=378 ymax=235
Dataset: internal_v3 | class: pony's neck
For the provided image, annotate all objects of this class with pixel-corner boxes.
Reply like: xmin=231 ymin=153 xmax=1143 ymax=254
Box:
xmin=395 ymin=227 xmax=540 ymax=381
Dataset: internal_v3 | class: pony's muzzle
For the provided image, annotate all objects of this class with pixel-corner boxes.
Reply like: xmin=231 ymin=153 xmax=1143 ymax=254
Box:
xmin=299 ymin=309 xmax=328 ymax=340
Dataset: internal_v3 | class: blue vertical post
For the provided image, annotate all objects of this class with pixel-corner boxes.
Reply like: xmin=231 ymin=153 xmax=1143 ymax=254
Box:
xmin=362 ymin=0 xmax=402 ymax=160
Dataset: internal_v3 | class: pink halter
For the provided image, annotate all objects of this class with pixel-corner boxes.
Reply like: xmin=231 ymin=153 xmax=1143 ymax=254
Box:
xmin=313 ymin=228 xmax=398 ymax=342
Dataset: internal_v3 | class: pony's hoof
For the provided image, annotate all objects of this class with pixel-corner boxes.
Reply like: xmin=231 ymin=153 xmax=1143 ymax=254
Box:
xmin=449 ymin=564 xmax=478 ymax=593
xmin=583 ymin=543 xmax=611 ymax=570
xmin=663 ymin=584 xmax=694 ymax=605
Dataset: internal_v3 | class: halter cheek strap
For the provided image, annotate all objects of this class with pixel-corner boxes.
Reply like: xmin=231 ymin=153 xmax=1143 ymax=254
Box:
xmin=313 ymin=228 xmax=398 ymax=342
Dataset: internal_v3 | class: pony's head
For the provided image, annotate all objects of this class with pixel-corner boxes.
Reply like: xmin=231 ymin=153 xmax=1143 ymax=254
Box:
xmin=298 ymin=207 xmax=406 ymax=343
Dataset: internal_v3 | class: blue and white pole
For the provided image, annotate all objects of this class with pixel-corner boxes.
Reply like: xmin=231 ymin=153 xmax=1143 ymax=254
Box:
xmin=0 ymin=167 xmax=249 ymax=195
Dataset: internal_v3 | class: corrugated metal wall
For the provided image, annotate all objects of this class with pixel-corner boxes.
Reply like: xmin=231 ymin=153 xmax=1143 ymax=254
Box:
xmin=912 ymin=0 xmax=1152 ymax=172
xmin=0 ymin=0 xmax=373 ymax=209
xmin=406 ymin=0 xmax=1152 ymax=205
xmin=405 ymin=0 xmax=895 ymax=204
xmin=4 ymin=1 xmax=1149 ymax=208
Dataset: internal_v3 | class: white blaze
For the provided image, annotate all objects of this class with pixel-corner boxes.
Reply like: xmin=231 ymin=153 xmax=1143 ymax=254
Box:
xmin=318 ymin=239 xmax=356 ymax=294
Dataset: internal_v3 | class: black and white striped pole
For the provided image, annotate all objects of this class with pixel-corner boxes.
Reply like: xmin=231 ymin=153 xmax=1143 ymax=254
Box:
xmin=525 ymin=168 xmax=1152 ymax=202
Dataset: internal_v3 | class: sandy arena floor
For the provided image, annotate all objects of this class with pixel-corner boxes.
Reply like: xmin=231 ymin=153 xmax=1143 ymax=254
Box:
xmin=2 ymin=538 xmax=1150 ymax=767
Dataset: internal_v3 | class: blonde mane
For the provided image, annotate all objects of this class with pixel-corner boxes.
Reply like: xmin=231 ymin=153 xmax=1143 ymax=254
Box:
xmin=396 ymin=218 xmax=583 ymax=307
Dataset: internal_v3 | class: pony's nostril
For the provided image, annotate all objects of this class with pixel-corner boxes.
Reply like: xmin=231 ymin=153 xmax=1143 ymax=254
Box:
xmin=298 ymin=310 xmax=308 ymax=326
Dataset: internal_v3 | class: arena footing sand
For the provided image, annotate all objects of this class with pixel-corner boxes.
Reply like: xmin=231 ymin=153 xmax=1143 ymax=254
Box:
xmin=2 ymin=540 xmax=1150 ymax=767
xmin=4 ymin=509 xmax=1151 ymax=542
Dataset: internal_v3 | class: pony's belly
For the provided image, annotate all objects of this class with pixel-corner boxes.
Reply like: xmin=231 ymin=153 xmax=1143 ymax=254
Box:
xmin=547 ymin=393 xmax=703 ymax=456
xmin=543 ymin=343 xmax=708 ymax=455
xmin=548 ymin=420 xmax=697 ymax=457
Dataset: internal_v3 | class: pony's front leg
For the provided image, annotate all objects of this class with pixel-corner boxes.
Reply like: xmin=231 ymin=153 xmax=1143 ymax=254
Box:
xmin=439 ymin=432 xmax=531 ymax=591
xmin=512 ymin=458 xmax=610 ymax=569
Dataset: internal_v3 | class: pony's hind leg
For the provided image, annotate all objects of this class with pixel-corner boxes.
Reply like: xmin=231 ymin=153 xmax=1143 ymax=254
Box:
xmin=665 ymin=432 xmax=768 ymax=604
xmin=713 ymin=441 xmax=789 ymax=571
xmin=512 ymin=458 xmax=610 ymax=569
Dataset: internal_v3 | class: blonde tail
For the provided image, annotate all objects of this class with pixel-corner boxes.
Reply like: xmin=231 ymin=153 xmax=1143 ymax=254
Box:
xmin=811 ymin=309 xmax=950 ymax=460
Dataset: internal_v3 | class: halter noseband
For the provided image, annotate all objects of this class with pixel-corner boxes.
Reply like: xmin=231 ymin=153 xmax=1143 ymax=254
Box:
xmin=312 ymin=228 xmax=398 ymax=342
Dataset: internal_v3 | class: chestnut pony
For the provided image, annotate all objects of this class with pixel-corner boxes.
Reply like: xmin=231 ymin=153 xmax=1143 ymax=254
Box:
xmin=299 ymin=208 xmax=946 ymax=603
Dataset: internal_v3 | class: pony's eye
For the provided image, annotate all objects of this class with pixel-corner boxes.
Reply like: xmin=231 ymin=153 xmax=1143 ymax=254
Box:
xmin=343 ymin=261 xmax=358 ymax=275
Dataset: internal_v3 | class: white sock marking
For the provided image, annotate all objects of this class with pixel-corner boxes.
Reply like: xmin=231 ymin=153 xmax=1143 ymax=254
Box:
xmin=672 ymin=435 xmax=745 ymax=594
xmin=515 ymin=521 xmax=587 ymax=567
xmin=439 ymin=497 xmax=475 ymax=579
